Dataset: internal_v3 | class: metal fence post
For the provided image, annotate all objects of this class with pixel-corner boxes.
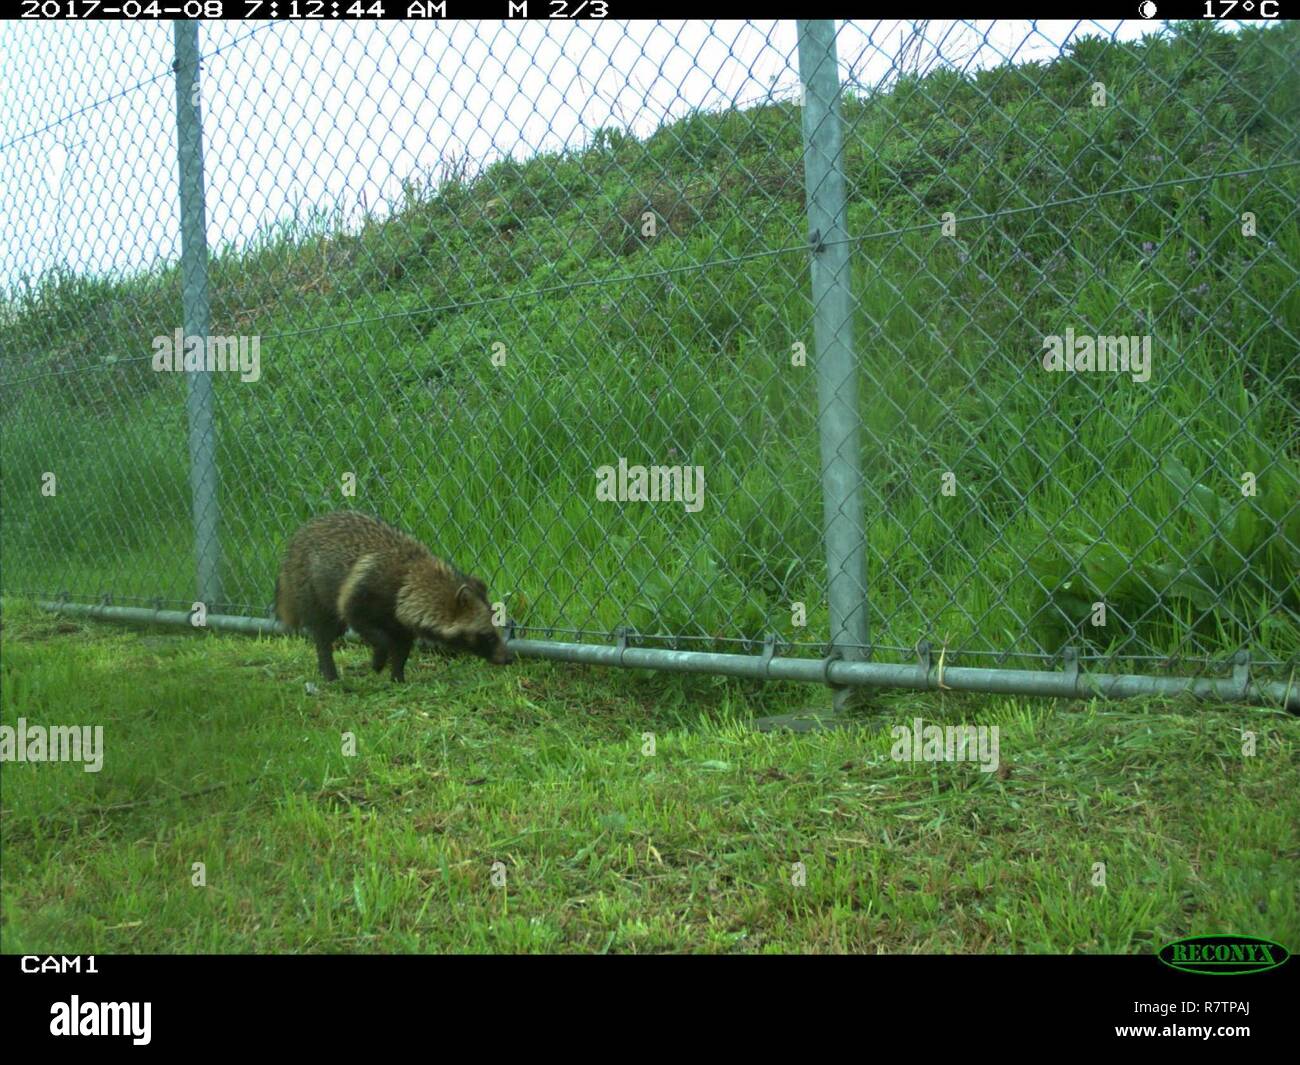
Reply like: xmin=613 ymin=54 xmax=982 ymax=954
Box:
xmin=172 ymin=22 xmax=222 ymax=610
xmin=797 ymin=19 xmax=870 ymax=713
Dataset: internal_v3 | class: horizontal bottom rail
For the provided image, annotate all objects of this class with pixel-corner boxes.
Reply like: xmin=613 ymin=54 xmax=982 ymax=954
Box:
xmin=24 ymin=600 xmax=1299 ymax=713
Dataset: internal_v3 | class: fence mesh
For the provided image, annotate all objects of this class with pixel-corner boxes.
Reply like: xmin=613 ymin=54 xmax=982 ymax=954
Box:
xmin=1 ymin=19 xmax=1297 ymax=683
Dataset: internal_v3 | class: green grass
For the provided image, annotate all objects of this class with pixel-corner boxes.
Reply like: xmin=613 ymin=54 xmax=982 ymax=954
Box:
xmin=2 ymin=600 xmax=1296 ymax=953
xmin=1 ymin=20 xmax=1296 ymax=671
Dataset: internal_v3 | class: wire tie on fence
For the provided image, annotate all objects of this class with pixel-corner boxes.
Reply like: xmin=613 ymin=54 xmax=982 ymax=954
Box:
xmin=1062 ymin=646 xmax=1080 ymax=695
xmin=504 ymin=618 xmax=517 ymax=644
xmin=761 ymin=633 xmax=778 ymax=681
xmin=809 ymin=227 xmax=825 ymax=254
xmin=1232 ymin=650 xmax=1250 ymax=699
xmin=916 ymin=639 xmax=933 ymax=685
xmin=614 ymin=626 xmax=630 ymax=666
xmin=820 ymin=647 xmax=843 ymax=687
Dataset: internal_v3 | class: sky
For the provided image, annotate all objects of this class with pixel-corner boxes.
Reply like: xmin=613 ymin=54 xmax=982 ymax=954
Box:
xmin=0 ymin=19 xmax=1194 ymax=295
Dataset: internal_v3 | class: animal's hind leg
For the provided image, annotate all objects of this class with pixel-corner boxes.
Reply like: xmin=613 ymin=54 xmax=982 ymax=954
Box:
xmin=310 ymin=622 xmax=344 ymax=681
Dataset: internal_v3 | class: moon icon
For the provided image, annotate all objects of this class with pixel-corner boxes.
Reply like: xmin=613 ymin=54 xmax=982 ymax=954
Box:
xmin=1138 ymin=1 xmax=1158 ymax=16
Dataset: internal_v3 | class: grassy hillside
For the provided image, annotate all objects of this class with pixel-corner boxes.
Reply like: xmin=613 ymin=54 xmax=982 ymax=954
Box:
xmin=2 ymin=20 xmax=1297 ymax=675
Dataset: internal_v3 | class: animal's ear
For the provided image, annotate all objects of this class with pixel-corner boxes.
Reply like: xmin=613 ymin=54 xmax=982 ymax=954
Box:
xmin=456 ymin=583 xmax=475 ymax=610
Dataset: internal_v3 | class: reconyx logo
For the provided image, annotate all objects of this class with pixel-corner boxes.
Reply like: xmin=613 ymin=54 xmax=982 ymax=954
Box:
xmin=1158 ymin=935 xmax=1290 ymax=975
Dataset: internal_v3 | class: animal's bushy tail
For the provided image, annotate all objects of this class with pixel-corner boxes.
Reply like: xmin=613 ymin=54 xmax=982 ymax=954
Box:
xmin=274 ymin=572 xmax=296 ymax=628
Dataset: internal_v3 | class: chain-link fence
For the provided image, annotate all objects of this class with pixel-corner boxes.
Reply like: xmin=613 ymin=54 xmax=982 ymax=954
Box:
xmin=2 ymin=19 xmax=1297 ymax=709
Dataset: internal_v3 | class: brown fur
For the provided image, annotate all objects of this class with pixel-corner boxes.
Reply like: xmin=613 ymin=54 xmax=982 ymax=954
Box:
xmin=275 ymin=511 xmax=512 ymax=682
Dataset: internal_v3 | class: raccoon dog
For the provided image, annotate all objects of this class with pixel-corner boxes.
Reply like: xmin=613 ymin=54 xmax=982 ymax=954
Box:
xmin=275 ymin=511 xmax=513 ymax=681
